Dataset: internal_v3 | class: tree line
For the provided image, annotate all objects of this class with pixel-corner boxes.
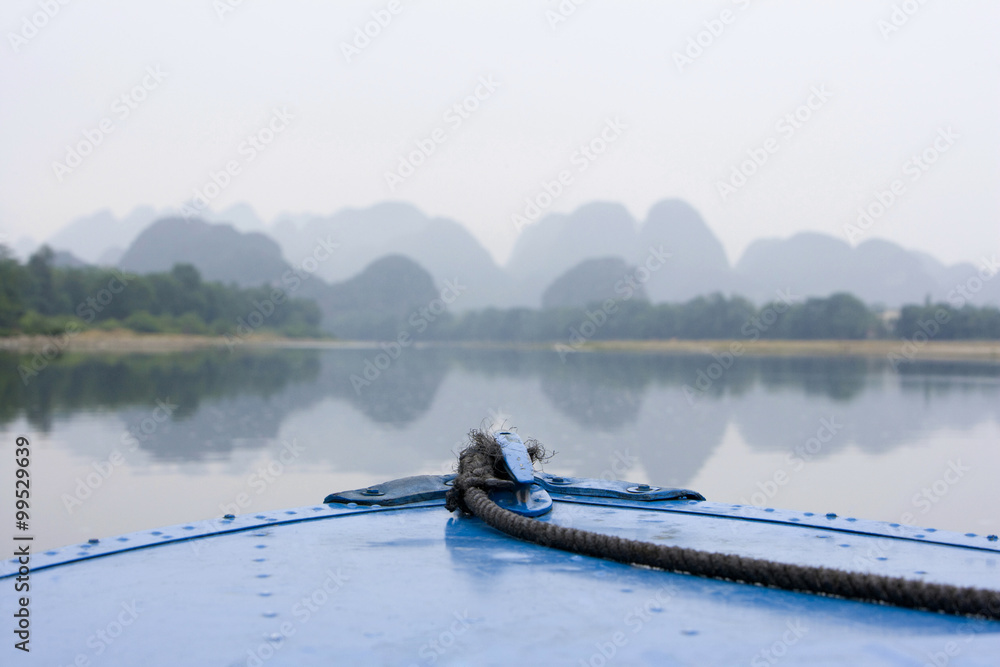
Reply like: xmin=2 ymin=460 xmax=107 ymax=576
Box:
xmin=0 ymin=246 xmax=322 ymax=337
xmin=422 ymin=293 xmax=1000 ymax=342
xmin=2 ymin=245 xmax=998 ymax=341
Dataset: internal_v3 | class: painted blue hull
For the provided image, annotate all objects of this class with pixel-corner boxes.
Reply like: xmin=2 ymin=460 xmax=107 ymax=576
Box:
xmin=4 ymin=474 xmax=999 ymax=665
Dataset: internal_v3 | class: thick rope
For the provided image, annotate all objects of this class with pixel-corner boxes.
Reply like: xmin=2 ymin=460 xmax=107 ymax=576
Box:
xmin=445 ymin=429 xmax=1000 ymax=620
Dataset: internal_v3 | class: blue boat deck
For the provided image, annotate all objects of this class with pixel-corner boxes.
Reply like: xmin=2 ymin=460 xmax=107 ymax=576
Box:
xmin=4 ymin=476 xmax=999 ymax=665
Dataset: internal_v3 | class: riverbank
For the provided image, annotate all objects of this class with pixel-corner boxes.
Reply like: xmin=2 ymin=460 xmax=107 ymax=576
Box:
xmin=580 ymin=338 xmax=1000 ymax=362
xmin=2 ymin=330 xmax=999 ymax=362
xmin=0 ymin=330 xmax=286 ymax=353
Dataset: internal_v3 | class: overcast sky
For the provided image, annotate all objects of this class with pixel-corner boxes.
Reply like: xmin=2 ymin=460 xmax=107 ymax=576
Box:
xmin=1 ymin=1 xmax=997 ymax=266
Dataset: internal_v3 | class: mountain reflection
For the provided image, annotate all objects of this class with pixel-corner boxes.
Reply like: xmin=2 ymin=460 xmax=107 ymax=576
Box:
xmin=0 ymin=349 xmax=997 ymax=471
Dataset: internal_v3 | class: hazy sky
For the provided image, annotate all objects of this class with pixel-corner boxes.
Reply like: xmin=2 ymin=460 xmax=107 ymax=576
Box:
xmin=1 ymin=1 xmax=997 ymax=266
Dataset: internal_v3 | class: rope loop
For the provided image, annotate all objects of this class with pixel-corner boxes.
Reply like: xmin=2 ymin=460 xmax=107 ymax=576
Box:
xmin=447 ymin=429 xmax=1000 ymax=621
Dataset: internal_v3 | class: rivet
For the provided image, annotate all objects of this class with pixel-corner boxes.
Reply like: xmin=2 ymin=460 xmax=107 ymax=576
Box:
xmin=223 ymin=514 xmax=236 ymax=520
xmin=361 ymin=488 xmax=384 ymax=497
xmin=549 ymin=476 xmax=570 ymax=485
xmin=88 ymin=538 xmax=99 ymax=544
xmin=627 ymin=484 xmax=659 ymax=493
xmin=988 ymin=535 xmax=998 ymax=541
xmin=825 ymin=513 xmax=837 ymax=519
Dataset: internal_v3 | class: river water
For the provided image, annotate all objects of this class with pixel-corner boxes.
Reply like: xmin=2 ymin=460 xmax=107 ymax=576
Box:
xmin=1 ymin=347 xmax=998 ymax=551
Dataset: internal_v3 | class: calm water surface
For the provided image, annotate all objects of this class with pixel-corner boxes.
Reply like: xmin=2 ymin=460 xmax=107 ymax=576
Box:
xmin=1 ymin=347 xmax=998 ymax=551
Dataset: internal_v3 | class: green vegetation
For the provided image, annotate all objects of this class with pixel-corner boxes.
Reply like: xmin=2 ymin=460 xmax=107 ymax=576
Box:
xmin=428 ymin=293 xmax=999 ymax=342
xmin=895 ymin=303 xmax=1000 ymax=340
xmin=2 ymin=245 xmax=998 ymax=342
xmin=0 ymin=245 xmax=322 ymax=338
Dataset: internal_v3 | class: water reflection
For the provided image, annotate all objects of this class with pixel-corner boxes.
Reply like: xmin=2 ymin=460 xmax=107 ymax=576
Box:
xmin=0 ymin=348 xmax=997 ymax=472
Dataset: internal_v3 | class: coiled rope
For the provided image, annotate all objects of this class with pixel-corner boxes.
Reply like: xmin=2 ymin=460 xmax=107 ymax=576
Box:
xmin=444 ymin=429 xmax=1000 ymax=620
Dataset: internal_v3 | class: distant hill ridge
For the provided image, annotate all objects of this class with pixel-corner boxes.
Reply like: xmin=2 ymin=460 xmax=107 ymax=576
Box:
xmin=42 ymin=199 xmax=1000 ymax=312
